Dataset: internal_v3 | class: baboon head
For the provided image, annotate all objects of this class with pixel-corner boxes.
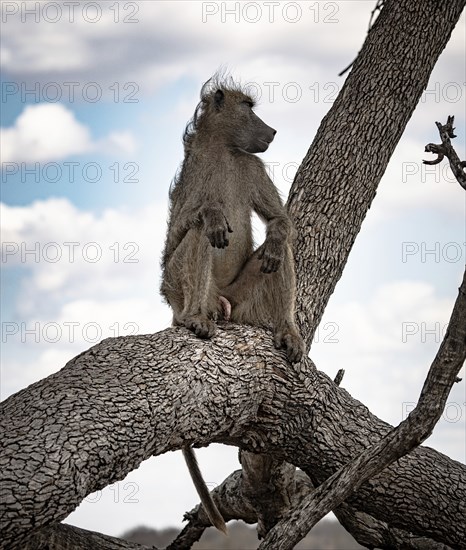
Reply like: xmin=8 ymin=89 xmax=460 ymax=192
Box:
xmin=183 ymin=75 xmax=277 ymax=154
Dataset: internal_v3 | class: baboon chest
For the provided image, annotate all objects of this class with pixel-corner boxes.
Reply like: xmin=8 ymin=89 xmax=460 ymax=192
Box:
xmin=211 ymin=157 xmax=255 ymax=288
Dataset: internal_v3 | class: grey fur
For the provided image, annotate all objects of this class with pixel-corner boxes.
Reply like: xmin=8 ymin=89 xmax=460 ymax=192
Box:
xmin=161 ymin=75 xmax=304 ymax=361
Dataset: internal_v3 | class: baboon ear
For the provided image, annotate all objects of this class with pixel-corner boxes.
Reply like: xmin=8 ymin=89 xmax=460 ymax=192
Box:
xmin=214 ymin=89 xmax=225 ymax=110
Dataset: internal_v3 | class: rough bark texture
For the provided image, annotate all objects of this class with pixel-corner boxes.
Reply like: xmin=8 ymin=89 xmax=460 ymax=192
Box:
xmin=21 ymin=523 xmax=154 ymax=550
xmin=1 ymin=327 xmax=465 ymax=549
xmin=1 ymin=0 xmax=465 ymax=548
xmin=259 ymin=272 xmax=466 ymax=549
xmin=174 ymin=470 xmax=454 ymax=550
xmin=288 ymin=0 xmax=466 ymax=346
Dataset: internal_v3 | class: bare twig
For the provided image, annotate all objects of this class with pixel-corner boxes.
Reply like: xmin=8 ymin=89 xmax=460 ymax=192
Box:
xmin=338 ymin=0 xmax=385 ymax=76
xmin=424 ymin=116 xmax=466 ymax=190
xmin=259 ymin=270 xmax=466 ymax=550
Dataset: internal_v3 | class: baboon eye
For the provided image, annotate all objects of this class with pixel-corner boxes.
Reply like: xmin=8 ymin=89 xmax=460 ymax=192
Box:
xmin=242 ymin=100 xmax=254 ymax=109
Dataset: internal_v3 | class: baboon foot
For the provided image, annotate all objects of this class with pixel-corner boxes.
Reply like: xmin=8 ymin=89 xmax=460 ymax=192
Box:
xmin=184 ymin=315 xmax=216 ymax=339
xmin=218 ymin=296 xmax=232 ymax=321
xmin=274 ymin=328 xmax=305 ymax=363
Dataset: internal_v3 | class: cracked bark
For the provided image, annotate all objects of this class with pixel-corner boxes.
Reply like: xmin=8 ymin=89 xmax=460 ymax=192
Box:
xmin=1 ymin=0 xmax=465 ymax=548
xmin=1 ymin=327 xmax=465 ymax=549
xmin=171 ymin=471 xmax=454 ymax=550
xmin=259 ymin=272 xmax=466 ymax=549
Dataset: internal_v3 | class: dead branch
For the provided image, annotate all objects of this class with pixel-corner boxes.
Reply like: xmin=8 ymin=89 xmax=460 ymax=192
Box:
xmin=424 ymin=116 xmax=466 ymax=190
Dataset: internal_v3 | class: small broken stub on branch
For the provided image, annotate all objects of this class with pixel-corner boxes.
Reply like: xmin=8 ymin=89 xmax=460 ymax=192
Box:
xmin=423 ymin=115 xmax=466 ymax=190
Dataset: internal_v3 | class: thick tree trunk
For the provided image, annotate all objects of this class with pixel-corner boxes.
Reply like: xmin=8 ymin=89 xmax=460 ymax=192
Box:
xmin=1 ymin=0 xmax=465 ymax=548
xmin=289 ymin=0 xmax=466 ymax=345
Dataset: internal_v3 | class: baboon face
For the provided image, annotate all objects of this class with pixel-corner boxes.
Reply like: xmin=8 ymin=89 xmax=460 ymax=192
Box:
xmin=213 ymin=89 xmax=276 ymax=154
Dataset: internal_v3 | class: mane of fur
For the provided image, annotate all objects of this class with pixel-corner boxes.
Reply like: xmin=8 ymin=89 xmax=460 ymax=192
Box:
xmin=167 ymin=73 xmax=257 ymax=204
xmin=182 ymin=72 xmax=258 ymax=152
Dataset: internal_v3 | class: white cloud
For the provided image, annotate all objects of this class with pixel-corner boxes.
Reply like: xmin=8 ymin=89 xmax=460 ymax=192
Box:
xmin=0 ymin=2 xmax=424 ymax=90
xmin=0 ymin=103 xmax=138 ymax=163
xmin=1 ymin=196 xmax=173 ymax=395
xmin=1 ymin=197 xmax=167 ymax=313
xmin=2 ymin=2 xmax=463 ymax=100
xmin=1 ymin=103 xmax=92 ymax=163
xmin=312 ymin=280 xmax=465 ymax=455
xmin=318 ymin=280 xmax=453 ymax=354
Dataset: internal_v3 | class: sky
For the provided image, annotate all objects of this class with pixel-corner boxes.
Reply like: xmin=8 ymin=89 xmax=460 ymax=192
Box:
xmin=1 ymin=0 xmax=465 ymax=539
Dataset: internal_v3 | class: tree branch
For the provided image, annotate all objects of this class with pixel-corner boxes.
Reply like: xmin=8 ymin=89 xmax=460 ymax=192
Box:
xmin=424 ymin=116 xmax=466 ymax=190
xmin=168 ymin=469 xmax=454 ymax=550
xmin=259 ymin=270 xmax=466 ymax=549
xmin=1 ymin=326 xmax=465 ymax=549
xmin=21 ymin=523 xmax=155 ymax=550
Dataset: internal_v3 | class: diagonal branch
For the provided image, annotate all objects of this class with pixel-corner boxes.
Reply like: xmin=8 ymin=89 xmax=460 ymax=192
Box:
xmin=259 ymin=270 xmax=466 ymax=550
xmin=166 ymin=467 xmax=454 ymax=550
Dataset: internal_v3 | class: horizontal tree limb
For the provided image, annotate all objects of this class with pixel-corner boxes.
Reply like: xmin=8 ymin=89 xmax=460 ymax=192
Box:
xmin=1 ymin=325 xmax=465 ymax=549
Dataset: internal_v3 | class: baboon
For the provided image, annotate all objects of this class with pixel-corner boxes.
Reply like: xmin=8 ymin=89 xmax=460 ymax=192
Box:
xmin=160 ymin=74 xmax=305 ymax=532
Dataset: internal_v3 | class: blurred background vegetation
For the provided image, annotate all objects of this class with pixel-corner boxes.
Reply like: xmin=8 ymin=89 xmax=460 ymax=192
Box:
xmin=122 ymin=519 xmax=364 ymax=549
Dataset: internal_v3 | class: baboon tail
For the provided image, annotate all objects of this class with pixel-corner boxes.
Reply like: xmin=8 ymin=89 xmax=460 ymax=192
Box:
xmin=182 ymin=446 xmax=227 ymax=534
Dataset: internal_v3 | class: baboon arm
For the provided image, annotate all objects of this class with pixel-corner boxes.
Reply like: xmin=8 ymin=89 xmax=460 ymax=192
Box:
xmin=162 ymin=205 xmax=198 ymax=262
xmin=163 ymin=200 xmax=229 ymax=261
xmin=252 ymin=174 xmax=293 ymax=273
xmin=253 ymin=174 xmax=293 ymax=242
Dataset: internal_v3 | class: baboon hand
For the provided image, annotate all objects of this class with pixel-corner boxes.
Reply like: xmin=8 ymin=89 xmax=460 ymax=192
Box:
xmin=258 ymin=239 xmax=284 ymax=273
xmin=202 ymin=208 xmax=233 ymax=249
